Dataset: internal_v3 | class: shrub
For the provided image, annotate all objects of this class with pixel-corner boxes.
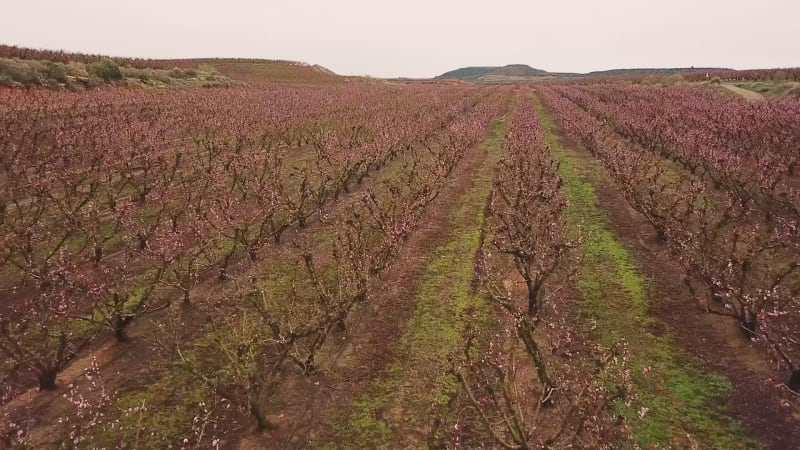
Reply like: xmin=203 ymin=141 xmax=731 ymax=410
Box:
xmin=0 ymin=73 xmax=15 ymax=87
xmin=150 ymin=71 xmax=172 ymax=84
xmin=166 ymin=68 xmax=198 ymax=80
xmin=86 ymin=59 xmax=123 ymax=82
xmin=65 ymin=61 xmax=88 ymax=78
xmin=122 ymin=67 xmax=152 ymax=82
xmin=42 ymin=61 xmax=68 ymax=83
xmin=0 ymin=59 xmax=40 ymax=85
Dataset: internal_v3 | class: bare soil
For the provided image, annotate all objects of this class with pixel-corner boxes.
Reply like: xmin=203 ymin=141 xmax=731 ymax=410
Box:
xmin=721 ymin=84 xmax=765 ymax=101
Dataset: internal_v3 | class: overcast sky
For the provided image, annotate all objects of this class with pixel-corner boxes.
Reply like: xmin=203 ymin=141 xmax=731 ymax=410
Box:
xmin=3 ymin=0 xmax=798 ymax=78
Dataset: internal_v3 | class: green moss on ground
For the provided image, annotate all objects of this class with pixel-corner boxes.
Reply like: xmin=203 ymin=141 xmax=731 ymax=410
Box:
xmin=533 ymin=94 xmax=756 ymax=449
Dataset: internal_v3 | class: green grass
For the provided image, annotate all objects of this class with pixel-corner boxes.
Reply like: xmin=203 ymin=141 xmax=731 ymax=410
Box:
xmin=91 ymin=342 xmax=216 ymax=448
xmin=334 ymin=119 xmax=507 ymax=449
xmin=734 ymin=81 xmax=800 ymax=98
xmin=533 ymin=94 xmax=757 ymax=449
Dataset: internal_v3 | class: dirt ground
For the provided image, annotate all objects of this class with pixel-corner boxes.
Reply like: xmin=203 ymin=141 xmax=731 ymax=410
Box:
xmin=721 ymin=83 xmax=765 ymax=101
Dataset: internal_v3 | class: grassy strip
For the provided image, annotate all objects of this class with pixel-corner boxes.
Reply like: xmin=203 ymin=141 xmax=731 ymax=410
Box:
xmin=733 ymin=80 xmax=800 ymax=98
xmin=533 ymin=94 xmax=756 ymax=449
xmin=334 ymin=119 xmax=507 ymax=449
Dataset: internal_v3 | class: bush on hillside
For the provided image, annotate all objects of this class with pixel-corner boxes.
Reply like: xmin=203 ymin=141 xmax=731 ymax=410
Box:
xmin=42 ymin=61 xmax=68 ymax=83
xmin=86 ymin=59 xmax=123 ymax=82
xmin=0 ymin=59 xmax=40 ymax=85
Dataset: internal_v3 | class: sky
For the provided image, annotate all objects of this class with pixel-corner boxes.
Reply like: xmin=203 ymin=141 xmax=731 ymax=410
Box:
xmin=3 ymin=0 xmax=799 ymax=78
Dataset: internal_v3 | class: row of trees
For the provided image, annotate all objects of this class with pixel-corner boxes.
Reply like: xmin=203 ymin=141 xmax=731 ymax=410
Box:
xmin=555 ymin=83 xmax=800 ymax=222
xmin=60 ymin=90 xmax=507 ymax=448
xmin=539 ymin=85 xmax=800 ymax=392
xmin=453 ymin=94 xmax=631 ymax=449
xmin=184 ymin=101 xmax=503 ymax=433
xmin=683 ymin=68 xmax=800 ymax=82
xmin=0 ymin=84 xmax=500 ymax=391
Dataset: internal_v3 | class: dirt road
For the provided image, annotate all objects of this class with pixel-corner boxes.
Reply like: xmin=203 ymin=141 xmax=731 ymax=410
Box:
xmin=722 ymin=83 xmax=765 ymax=100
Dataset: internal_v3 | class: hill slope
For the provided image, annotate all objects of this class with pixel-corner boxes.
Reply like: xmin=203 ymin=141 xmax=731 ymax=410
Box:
xmin=0 ymin=44 xmax=343 ymax=87
xmin=436 ymin=64 xmax=732 ymax=83
xmin=437 ymin=64 xmax=550 ymax=82
xmin=189 ymin=59 xmax=341 ymax=84
xmin=581 ymin=67 xmax=728 ymax=78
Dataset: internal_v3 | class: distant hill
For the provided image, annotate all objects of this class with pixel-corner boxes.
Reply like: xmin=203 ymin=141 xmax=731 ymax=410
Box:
xmin=436 ymin=64 xmax=732 ymax=83
xmin=436 ymin=64 xmax=550 ymax=82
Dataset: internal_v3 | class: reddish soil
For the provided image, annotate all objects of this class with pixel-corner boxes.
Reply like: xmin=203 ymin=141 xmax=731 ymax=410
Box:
xmin=562 ymin=135 xmax=800 ymax=449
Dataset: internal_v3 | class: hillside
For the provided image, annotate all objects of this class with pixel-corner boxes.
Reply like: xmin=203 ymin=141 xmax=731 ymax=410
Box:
xmin=195 ymin=58 xmax=341 ymax=84
xmin=436 ymin=64 xmax=733 ymax=83
xmin=580 ymin=67 xmax=728 ymax=78
xmin=436 ymin=64 xmax=550 ymax=82
xmin=0 ymin=44 xmax=342 ymax=87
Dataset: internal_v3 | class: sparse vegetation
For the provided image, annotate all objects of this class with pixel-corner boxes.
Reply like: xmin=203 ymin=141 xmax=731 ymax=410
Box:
xmin=0 ymin=56 xmax=237 ymax=88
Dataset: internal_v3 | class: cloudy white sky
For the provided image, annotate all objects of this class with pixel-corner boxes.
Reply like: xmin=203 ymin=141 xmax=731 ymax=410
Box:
xmin=3 ymin=0 xmax=798 ymax=78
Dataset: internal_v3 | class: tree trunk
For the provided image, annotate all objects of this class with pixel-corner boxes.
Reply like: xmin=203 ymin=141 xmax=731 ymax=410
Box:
xmin=248 ymin=247 xmax=258 ymax=261
xmin=526 ymin=279 xmax=544 ymax=318
xmin=250 ymin=402 xmax=273 ymax=431
xmin=37 ymin=368 xmax=58 ymax=391
xmin=114 ymin=317 xmax=131 ymax=343
xmin=93 ymin=246 xmax=103 ymax=265
xmin=788 ymin=369 xmax=800 ymax=393
xmin=114 ymin=325 xmax=130 ymax=343
xmin=219 ymin=253 xmax=232 ymax=281
xmin=517 ymin=319 xmax=555 ymax=406
xmin=740 ymin=309 xmax=758 ymax=339
xmin=655 ymin=228 xmax=668 ymax=245
xmin=251 ymin=405 xmax=268 ymax=431
xmin=137 ymin=233 xmax=147 ymax=250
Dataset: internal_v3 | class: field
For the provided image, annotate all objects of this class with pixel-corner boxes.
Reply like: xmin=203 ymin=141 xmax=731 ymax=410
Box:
xmin=1 ymin=54 xmax=800 ymax=449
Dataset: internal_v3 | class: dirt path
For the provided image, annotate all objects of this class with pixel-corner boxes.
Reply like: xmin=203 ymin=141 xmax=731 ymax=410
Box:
xmin=534 ymin=94 xmax=800 ymax=449
xmin=722 ymin=83 xmax=765 ymax=100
